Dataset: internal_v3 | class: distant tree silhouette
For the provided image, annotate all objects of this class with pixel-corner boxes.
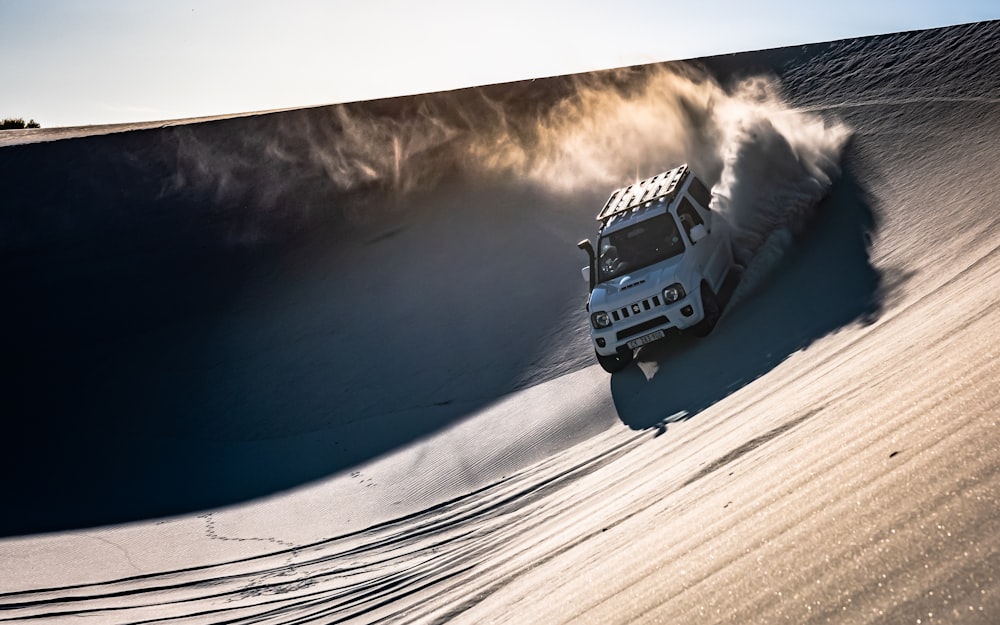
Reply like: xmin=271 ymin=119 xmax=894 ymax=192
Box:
xmin=1 ymin=118 xmax=41 ymax=129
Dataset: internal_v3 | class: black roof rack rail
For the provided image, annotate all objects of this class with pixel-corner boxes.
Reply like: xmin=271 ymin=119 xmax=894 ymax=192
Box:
xmin=596 ymin=164 xmax=689 ymax=223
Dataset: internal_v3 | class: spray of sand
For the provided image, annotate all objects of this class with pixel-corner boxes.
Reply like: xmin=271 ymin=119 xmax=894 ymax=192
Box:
xmin=165 ymin=63 xmax=850 ymax=277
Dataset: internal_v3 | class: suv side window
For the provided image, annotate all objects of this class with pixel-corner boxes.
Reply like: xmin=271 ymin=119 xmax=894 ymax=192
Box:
xmin=687 ymin=176 xmax=713 ymax=210
xmin=677 ymin=198 xmax=705 ymax=240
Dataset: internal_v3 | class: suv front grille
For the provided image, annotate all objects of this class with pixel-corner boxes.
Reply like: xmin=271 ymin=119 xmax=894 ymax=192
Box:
xmin=611 ymin=295 xmax=662 ymax=322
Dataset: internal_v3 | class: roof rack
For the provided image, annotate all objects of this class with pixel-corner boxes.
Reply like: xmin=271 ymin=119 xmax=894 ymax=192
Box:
xmin=596 ymin=164 xmax=689 ymax=223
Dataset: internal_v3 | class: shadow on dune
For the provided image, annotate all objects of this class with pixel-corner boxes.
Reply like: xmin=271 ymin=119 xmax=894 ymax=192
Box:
xmin=0 ymin=120 xmax=597 ymax=537
xmin=611 ymin=160 xmax=883 ymax=430
xmin=0 ymin=120 xmax=874 ymax=537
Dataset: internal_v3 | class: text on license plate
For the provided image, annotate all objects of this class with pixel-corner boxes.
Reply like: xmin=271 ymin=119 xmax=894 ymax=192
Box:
xmin=626 ymin=329 xmax=665 ymax=350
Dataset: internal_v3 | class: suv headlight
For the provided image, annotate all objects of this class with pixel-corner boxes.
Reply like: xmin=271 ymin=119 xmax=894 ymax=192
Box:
xmin=662 ymin=283 xmax=686 ymax=304
xmin=591 ymin=311 xmax=612 ymax=329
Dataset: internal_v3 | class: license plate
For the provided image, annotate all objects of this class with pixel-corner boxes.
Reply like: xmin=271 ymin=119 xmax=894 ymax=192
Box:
xmin=627 ymin=329 xmax=665 ymax=349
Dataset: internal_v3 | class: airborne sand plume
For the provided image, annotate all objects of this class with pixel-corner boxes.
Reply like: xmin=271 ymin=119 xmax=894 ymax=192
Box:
xmin=166 ymin=64 xmax=849 ymax=271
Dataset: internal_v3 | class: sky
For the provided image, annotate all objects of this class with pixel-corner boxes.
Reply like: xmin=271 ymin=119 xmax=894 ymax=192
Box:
xmin=1 ymin=1 xmax=997 ymax=128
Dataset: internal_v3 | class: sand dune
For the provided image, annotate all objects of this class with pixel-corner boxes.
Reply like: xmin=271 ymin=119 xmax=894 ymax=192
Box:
xmin=1 ymin=20 xmax=999 ymax=624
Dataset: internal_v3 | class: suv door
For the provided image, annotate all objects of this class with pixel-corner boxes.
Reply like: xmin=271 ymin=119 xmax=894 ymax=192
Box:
xmin=677 ymin=196 xmax=728 ymax=291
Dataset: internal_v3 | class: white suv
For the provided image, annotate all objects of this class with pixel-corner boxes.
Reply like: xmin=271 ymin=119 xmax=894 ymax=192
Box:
xmin=578 ymin=165 xmax=735 ymax=373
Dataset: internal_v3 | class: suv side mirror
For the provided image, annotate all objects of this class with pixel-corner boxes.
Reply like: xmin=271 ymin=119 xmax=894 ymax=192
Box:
xmin=577 ymin=239 xmax=596 ymax=290
xmin=690 ymin=223 xmax=708 ymax=243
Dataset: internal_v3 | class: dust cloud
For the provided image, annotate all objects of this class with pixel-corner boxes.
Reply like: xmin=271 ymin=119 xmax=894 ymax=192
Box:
xmin=165 ymin=63 xmax=849 ymax=270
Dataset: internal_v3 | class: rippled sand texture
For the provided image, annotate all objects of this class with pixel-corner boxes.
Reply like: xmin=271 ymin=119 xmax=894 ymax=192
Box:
xmin=2 ymin=20 xmax=999 ymax=625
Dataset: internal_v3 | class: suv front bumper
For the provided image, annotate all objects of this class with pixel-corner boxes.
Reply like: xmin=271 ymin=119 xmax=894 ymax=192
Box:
xmin=591 ymin=289 xmax=705 ymax=356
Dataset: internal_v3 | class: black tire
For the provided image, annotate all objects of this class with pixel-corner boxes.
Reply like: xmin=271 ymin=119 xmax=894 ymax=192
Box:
xmin=596 ymin=347 xmax=634 ymax=373
xmin=692 ymin=282 xmax=721 ymax=337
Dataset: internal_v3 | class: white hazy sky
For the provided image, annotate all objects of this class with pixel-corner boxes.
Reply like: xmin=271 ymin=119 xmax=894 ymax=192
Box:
xmin=1 ymin=1 xmax=997 ymax=127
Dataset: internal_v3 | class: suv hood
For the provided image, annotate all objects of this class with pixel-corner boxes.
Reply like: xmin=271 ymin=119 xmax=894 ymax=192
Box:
xmin=590 ymin=256 xmax=684 ymax=308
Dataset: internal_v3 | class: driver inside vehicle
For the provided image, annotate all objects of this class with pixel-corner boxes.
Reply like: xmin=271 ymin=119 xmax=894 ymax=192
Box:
xmin=600 ymin=245 xmax=627 ymax=275
xmin=678 ymin=212 xmax=694 ymax=238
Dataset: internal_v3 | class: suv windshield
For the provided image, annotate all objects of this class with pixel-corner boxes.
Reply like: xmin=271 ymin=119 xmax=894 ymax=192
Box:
xmin=598 ymin=213 xmax=685 ymax=282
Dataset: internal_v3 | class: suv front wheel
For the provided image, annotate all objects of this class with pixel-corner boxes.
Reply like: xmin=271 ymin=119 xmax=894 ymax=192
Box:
xmin=691 ymin=283 xmax=721 ymax=337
